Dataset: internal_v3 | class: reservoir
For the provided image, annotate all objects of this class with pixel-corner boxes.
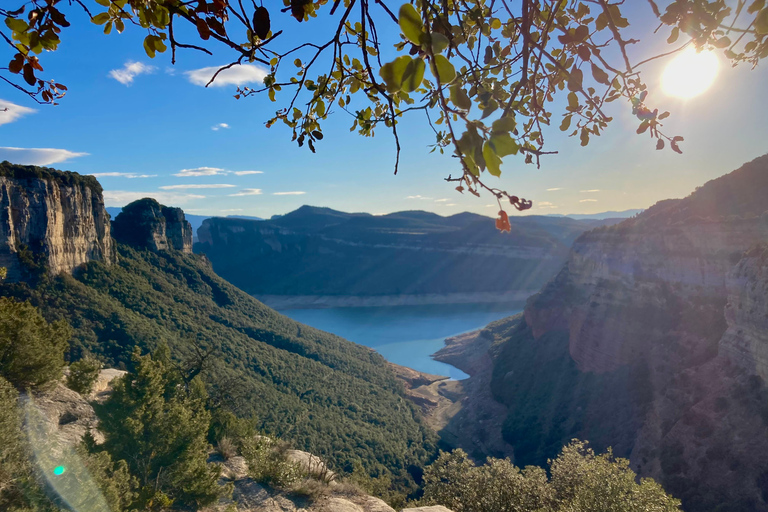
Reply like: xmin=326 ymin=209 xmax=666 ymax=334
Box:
xmin=280 ymin=302 xmax=523 ymax=380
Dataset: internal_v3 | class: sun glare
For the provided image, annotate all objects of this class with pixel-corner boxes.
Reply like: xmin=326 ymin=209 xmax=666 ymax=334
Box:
xmin=661 ymin=47 xmax=720 ymax=99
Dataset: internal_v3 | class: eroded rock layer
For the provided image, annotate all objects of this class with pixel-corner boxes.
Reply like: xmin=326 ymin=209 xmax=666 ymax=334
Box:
xmin=0 ymin=162 xmax=114 ymax=281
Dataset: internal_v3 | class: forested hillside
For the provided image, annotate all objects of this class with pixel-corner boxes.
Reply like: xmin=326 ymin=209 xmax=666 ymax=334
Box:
xmin=0 ymin=242 xmax=437 ymax=491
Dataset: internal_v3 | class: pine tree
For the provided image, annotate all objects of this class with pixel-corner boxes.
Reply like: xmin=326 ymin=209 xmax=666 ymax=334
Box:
xmin=0 ymin=298 xmax=70 ymax=389
xmin=97 ymin=345 xmax=224 ymax=510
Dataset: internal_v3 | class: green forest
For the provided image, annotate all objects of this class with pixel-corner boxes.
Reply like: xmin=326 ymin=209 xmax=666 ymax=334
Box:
xmin=0 ymin=244 xmax=438 ymax=494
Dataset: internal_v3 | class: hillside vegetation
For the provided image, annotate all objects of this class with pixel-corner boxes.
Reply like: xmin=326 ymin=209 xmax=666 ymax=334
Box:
xmin=0 ymin=244 xmax=437 ymax=493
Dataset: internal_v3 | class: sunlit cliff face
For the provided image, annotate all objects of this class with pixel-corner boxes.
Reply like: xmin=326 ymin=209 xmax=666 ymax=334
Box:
xmin=661 ymin=47 xmax=720 ymax=99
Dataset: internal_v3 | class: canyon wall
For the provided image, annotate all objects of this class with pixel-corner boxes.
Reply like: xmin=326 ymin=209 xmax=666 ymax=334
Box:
xmin=440 ymin=155 xmax=768 ymax=511
xmin=0 ymin=162 xmax=114 ymax=281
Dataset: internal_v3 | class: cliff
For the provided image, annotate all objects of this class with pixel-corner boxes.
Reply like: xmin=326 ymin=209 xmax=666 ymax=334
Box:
xmin=0 ymin=162 xmax=114 ymax=281
xmin=112 ymin=198 xmax=193 ymax=253
xmin=195 ymin=206 xmax=620 ymax=300
xmin=436 ymin=155 xmax=768 ymax=511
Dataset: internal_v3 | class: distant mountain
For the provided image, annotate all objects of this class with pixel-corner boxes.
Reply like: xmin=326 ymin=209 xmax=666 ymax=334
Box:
xmin=548 ymin=209 xmax=644 ymax=220
xmin=194 ymin=205 xmax=622 ymax=302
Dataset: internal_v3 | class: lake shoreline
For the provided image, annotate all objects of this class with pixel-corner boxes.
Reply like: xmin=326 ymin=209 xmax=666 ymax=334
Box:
xmin=256 ymin=291 xmax=536 ymax=310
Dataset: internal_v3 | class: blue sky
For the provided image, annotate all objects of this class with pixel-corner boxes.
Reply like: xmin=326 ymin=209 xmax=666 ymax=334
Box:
xmin=1 ymin=3 xmax=766 ymax=219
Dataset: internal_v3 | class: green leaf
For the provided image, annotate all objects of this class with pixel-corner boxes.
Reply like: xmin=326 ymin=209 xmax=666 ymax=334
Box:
xmin=430 ymin=33 xmax=449 ymax=54
xmin=487 ymin=132 xmax=519 ymax=157
xmin=316 ymin=99 xmax=326 ymax=117
xmin=567 ymin=67 xmax=583 ymax=92
xmin=401 ymin=57 xmax=425 ymax=93
xmin=755 ymin=8 xmax=768 ymax=34
xmin=399 ymin=4 xmax=423 ymax=45
xmin=91 ymin=12 xmax=111 ymax=25
xmin=590 ymin=63 xmax=610 ymax=85
xmin=431 ymin=54 xmax=456 ymax=84
xmin=143 ymin=35 xmax=156 ymax=58
xmin=482 ymin=142 xmax=502 ymax=177
xmin=559 ymin=115 xmax=572 ymax=132
xmin=481 ymin=99 xmax=498 ymax=119
xmin=667 ymin=26 xmax=679 ymax=44
xmin=5 ymin=17 xmax=28 ymax=33
xmin=379 ymin=55 xmax=411 ymax=93
xmin=450 ymin=84 xmax=471 ymax=110
xmin=94 ymin=0 xmax=110 ymax=5
xmin=492 ymin=116 xmax=516 ymax=134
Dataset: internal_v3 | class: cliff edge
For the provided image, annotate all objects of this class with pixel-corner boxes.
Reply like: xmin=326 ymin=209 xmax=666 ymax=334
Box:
xmin=0 ymin=162 xmax=114 ymax=281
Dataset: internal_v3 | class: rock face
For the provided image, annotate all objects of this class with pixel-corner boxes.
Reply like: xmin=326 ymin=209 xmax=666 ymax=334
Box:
xmin=112 ymin=198 xmax=193 ymax=253
xmin=195 ymin=206 xmax=621 ymax=299
xmin=0 ymin=162 xmax=114 ymax=281
xmin=439 ymin=155 xmax=768 ymax=511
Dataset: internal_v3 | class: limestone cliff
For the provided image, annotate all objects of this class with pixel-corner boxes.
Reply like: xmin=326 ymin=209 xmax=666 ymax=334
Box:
xmin=112 ymin=198 xmax=193 ymax=253
xmin=437 ymin=155 xmax=768 ymax=511
xmin=0 ymin=162 xmax=114 ymax=281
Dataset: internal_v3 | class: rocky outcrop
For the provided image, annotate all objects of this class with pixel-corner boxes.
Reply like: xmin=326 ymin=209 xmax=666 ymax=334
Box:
xmin=0 ymin=162 xmax=114 ymax=281
xmin=112 ymin=198 xmax=193 ymax=253
xmin=23 ymin=369 xmax=125 ymax=449
xmin=720 ymin=243 xmax=768 ymax=381
xmin=440 ymin=155 xmax=768 ymax=511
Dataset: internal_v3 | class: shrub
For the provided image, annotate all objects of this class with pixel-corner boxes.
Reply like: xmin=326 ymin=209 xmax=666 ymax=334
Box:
xmin=217 ymin=436 xmax=237 ymax=460
xmin=241 ymin=436 xmax=304 ymax=488
xmin=66 ymin=355 xmax=102 ymax=395
xmin=421 ymin=440 xmax=681 ymax=512
xmin=0 ymin=298 xmax=70 ymax=389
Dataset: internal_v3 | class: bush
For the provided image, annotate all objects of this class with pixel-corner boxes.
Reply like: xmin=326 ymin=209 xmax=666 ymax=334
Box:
xmin=421 ymin=440 xmax=681 ymax=512
xmin=241 ymin=436 xmax=304 ymax=488
xmin=0 ymin=298 xmax=70 ymax=389
xmin=66 ymin=355 xmax=102 ymax=395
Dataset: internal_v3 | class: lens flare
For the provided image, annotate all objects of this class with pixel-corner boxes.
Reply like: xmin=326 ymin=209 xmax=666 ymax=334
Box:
xmin=53 ymin=466 xmax=66 ymax=476
xmin=661 ymin=47 xmax=719 ymax=99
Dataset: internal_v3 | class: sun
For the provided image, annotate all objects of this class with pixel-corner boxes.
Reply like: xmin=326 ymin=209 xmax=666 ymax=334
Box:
xmin=661 ymin=47 xmax=720 ymax=99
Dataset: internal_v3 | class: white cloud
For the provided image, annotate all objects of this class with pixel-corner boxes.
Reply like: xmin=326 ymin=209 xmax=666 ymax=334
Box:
xmin=434 ymin=198 xmax=449 ymax=203
xmin=580 ymin=189 xmax=601 ymax=193
xmin=445 ymin=203 xmax=457 ymax=206
xmin=90 ymin=172 xmax=156 ymax=178
xmin=229 ymin=188 xmax=263 ymax=196
xmin=233 ymin=170 xmax=263 ymax=175
xmin=174 ymin=167 xmax=227 ymax=177
xmin=0 ymin=99 xmax=36 ymax=126
xmin=102 ymin=190 xmax=205 ymax=207
xmin=109 ymin=61 xmax=156 ymax=86
xmin=580 ymin=199 xmax=598 ymax=202
xmin=485 ymin=204 xmax=496 ymax=208
xmin=537 ymin=201 xmax=558 ymax=209
xmin=273 ymin=191 xmax=306 ymax=196
xmin=185 ymin=64 xmax=268 ymax=87
xmin=211 ymin=123 xmax=229 ymax=131
xmin=159 ymin=184 xmax=235 ymax=190
xmin=221 ymin=208 xmax=243 ymax=212
xmin=546 ymin=187 xmax=564 ymax=191
xmin=406 ymin=195 xmax=432 ymax=200
xmin=0 ymin=147 xmax=88 ymax=166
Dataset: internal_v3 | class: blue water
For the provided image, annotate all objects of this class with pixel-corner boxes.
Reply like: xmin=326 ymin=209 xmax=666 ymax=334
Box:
xmin=280 ymin=303 xmax=523 ymax=380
